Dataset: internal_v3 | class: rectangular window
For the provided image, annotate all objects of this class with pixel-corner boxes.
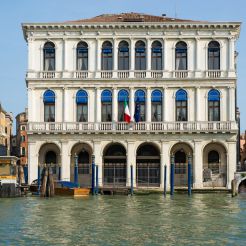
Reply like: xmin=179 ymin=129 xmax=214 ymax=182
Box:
xmin=208 ymin=101 xmax=220 ymax=121
xmin=151 ymin=103 xmax=162 ymax=121
xmin=176 ymin=51 xmax=187 ymax=70
xmin=151 ymin=53 xmax=162 ymax=70
xmin=118 ymin=51 xmax=129 ymax=70
xmin=77 ymin=104 xmax=88 ymax=122
xmin=102 ymin=103 xmax=112 ymax=122
xmin=208 ymin=50 xmax=220 ymax=70
xmin=21 ymin=147 xmax=25 ymax=156
xmin=21 ymin=135 xmax=25 ymax=142
xmin=135 ymin=52 xmax=146 ymax=70
xmin=102 ymin=53 xmax=113 ymax=70
xmin=176 ymin=101 xmax=187 ymax=121
xmin=118 ymin=102 xmax=124 ymax=121
xmin=139 ymin=103 xmax=145 ymax=121
xmin=77 ymin=51 xmax=88 ymax=70
xmin=44 ymin=104 xmax=55 ymax=122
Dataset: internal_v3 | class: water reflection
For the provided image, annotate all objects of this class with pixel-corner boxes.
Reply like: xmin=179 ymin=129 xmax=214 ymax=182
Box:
xmin=0 ymin=194 xmax=246 ymax=245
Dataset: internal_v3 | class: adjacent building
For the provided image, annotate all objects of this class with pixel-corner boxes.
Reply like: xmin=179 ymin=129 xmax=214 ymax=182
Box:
xmin=0 ymin=104 xmax=13 ymax=156
xmin=15 ymin=109 xmax=28 ymax=166
xmin=22 ymin=13 xmax=241 ymax=190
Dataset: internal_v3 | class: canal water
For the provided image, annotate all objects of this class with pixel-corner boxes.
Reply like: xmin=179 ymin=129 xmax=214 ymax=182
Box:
xmin=0 ymin=194 xmax=246 ymax=245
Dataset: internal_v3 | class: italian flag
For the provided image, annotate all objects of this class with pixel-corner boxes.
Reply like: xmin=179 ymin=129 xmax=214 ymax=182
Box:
xmin=124 ymin=99 xmax=131 ymax=123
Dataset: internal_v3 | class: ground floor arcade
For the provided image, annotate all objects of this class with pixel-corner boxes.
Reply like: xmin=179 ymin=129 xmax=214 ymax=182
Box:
xmin=28 ymin=134 xmax=237 ymax=190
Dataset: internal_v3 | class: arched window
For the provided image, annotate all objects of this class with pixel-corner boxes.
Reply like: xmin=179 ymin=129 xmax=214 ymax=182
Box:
xmin=151 ymin=90 xmax=162 ymax=121
xmin=43 ymin=90 xmax=55 ymax=122
xmin=102 ymin=41 xmax=113 ymax=70
xmin=118 ymin=41 xmax=129 ymax=70
xmin=208 ymin=150 xmax=220 ymax=173
xmin=175 ymin=41 xmax=187 ymax=70
xmin=151 ymin=41 xmax=162 ymax=70
xmin=208 ymin=41 xmax=220 ymax=70
xmin=77 ymin=41 xmax=88 ymax=70
xmin=118 ymin=89 xmax=129 ymax=121
xmin=101 ymin=90 xmax=112 ymax=122
xmin=76 ymin=90 xmax=88 ymax=122
xmin=134 ymin=90 xmax=146 ymax=122
xmin=176 ymin=89 xmax=188 ymax=121
xmin=208 ymin=89 xmax=220 ymax=121
xmin=135 ymin=41 xmax=146 ymax=70
xmin=43 ymin=42 xmax=55 ymax=71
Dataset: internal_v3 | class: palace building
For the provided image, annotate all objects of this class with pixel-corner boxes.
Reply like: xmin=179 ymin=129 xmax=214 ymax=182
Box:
xmin=22 ymin=13 xmax=241 ymax=190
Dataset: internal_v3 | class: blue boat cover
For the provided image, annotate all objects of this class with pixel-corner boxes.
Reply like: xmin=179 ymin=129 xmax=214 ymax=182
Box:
xmin=57 ymin=181 xmax=79 ymax=188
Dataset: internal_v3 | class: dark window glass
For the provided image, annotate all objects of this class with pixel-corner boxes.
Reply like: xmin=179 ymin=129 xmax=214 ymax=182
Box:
xmin=102 ymin=41 xmax=113 ymax=70
xmin=151 ymin=41 xmax=162 ymax=70
xmin=151 ymin=90 xmax=162 ymax=121
xmin=135 ymin=90 xmax=146 ymax=121
xmin=208 ymin=150 xmax=220 ymax=174
xmin=208 ymin=89 xmax=220 ymax=121
xmin=174 ymin=150 xmax=186 ymax=174
xmin=118 ymin=41 xmax=129 ymax=70
xmin=135 ymin=41 xmax=146 ymax=70
xmin=43 ymin=90 xmax=55 ymax=122
xmin=208 ymin=41 xmax=220 ymax=70
xmin=43 ymin=42 xmax=55 ymax=71
xmin=77 ymin=41 xmax=88 ymax=70
xmin=78 ymin=151 xmax=90 ymax=174
xmin=176 ymin=89 xmax=188 ymax=121
xmin=101 ymin=90 xmax=112 ymax=122
xmin=118 ymin=89 xmax=129 ymax=121
xmin=76 ymin=90 xmax=88 ymax=122
xmin=175 ymin=41 xmax=187 ymax=70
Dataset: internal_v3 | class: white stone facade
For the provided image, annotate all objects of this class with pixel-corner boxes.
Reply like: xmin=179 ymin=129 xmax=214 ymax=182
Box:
xmin=22 ymin=13 xmax=241 ymax=190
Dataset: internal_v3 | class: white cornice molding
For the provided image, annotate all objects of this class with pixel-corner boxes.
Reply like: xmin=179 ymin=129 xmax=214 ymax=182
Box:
xmin=22 ymin=22 xmax=241 ymax=41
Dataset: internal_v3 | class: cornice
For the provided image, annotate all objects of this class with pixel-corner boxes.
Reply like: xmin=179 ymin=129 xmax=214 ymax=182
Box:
xmin=22 ymin=22 xmax=241 ymax=41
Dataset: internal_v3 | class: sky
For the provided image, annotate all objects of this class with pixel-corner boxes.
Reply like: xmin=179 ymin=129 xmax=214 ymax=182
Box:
xmin=0 ymin=0 xmax=246 ymax=131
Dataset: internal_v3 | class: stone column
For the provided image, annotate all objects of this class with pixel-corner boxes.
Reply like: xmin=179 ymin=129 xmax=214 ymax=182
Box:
xmin=228 ymin=87 xmax=236 ymax=121
xmin=160 ymin=141 xmax=170 ymax=190
xmin=162 ymin=87 xmax=166 ymax=122
xmin=112 ymin=87 xmax=118 ymax=122
xmin=61 ymin=141 xmax=70 ymax=181
xmin=196 ymin=87 xmax=200 ymax=121
xmin=113 ymin=39 xmax=118 ymax=78
xmin=146 ymin=87 xmax=151 ymax=122
xmin=28 ymin=142 xmax=38 ymax=184
xmin=96 ymin=39 xmax=101 ymax=78
xmin=227 ymin=141 xmax=237 ymax=189
xmin=162 ymin=38 xmax=166 ymax=71
xmin=146 ymin=39 xmax=152 ymax=71
xmin=193 ymin=140 xmax=203 ymax=188
xmin=93 ymin=141 xmax=102 ymax=186
xmin=129 ymin=87 xmax=135 ymax=120
xmin=27 ymin=88 xmax=33 ymax=122
xmin=95 ymin=87 xmax=101 ymax=123
xmin=130 ymin=39 xmax=135 ymax=78
xmin=228 ymin=37 xmax=235 ymax=71
xmin=127 ymin=141 xmax=136 ymax=187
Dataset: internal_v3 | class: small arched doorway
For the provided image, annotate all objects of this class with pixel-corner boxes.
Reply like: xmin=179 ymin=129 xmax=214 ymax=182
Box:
xmin=171 ymin=143 xmax=193 ymax=187
xmin=70 ymin=143 xmax=92 ymax=187
xmin=39 ymin=143 xmax=61 ymax=181
xmin=203 ymin=143 xmax=227 ymax=187
xmin=238 ymin=179 xmax=246 ymax=193
xmin=136 ymin=143 xmax=160 ymax=187
xmin=103 ymin=143 xmax=127 ymax=187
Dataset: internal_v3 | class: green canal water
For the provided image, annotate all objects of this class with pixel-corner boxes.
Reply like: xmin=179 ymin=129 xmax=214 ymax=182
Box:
xmin=0 ymin=194 xmax=246 ymax=245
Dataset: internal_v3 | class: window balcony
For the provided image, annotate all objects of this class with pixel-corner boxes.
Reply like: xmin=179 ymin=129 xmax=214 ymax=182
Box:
xmin=27 ymin=121 xmax=237 ymax=134
xmin=206 ymin=70 xmax=222 ymax=78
